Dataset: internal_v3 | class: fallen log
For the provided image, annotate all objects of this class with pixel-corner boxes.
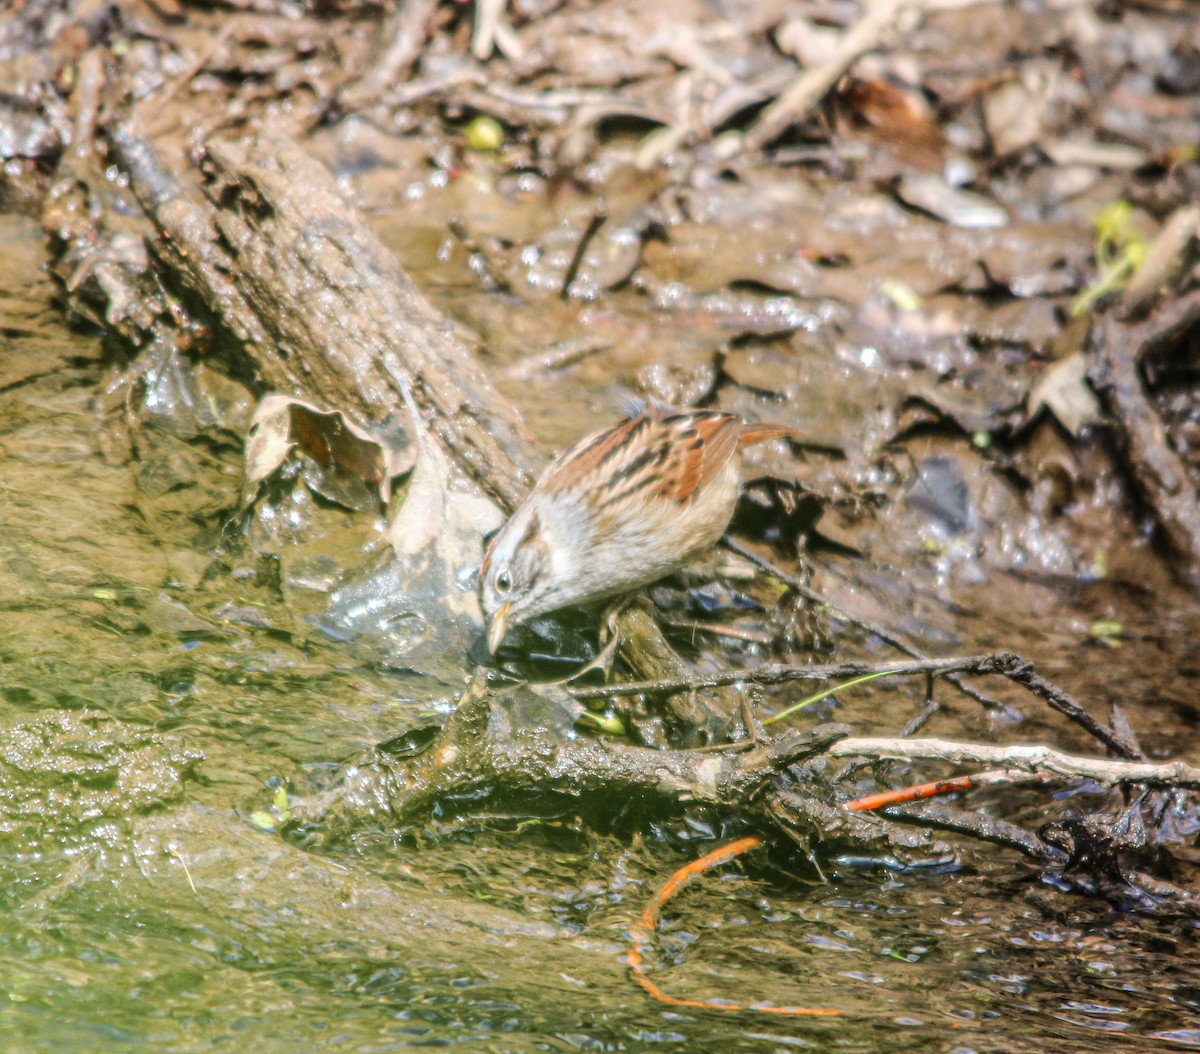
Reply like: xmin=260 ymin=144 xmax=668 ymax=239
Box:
xmin=110 ymin=126 xmax=539 ymax=512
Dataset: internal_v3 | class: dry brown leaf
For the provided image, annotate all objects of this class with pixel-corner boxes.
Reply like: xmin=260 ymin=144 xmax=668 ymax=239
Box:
xmin=242 ymin=394 xmax=415 ymax=511
xmin=1027 ymin=353 xmax=1102 ymax=437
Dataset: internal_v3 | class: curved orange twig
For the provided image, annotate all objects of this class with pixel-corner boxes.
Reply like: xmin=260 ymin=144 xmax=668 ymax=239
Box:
xmin=626 ymin=835 xmax=842 ymax=1017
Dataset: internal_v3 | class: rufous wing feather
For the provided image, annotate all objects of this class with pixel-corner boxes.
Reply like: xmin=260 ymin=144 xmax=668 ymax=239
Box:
xmin=538 ymin=415 xmax=648 ymax=496
xmin=533 ymin=408 xmax=798 ymax=510
xmin=656 ymin=412 xmax=741 ymax=503
xmin=736 ymin=423 xmax=805 ymax=447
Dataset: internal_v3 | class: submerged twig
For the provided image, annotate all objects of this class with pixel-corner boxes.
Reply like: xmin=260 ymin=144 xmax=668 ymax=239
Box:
xmin=886 ymin=800 xmax=1060 ymax=861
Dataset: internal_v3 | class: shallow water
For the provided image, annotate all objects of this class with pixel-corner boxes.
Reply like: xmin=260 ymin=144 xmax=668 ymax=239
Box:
xmin=0 ymin=207 xmax=1198 ymax=1053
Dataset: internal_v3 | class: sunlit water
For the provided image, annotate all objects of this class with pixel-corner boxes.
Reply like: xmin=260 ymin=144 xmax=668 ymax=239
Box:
xmin=0 ymin=212 xmax=1196 ymax=1053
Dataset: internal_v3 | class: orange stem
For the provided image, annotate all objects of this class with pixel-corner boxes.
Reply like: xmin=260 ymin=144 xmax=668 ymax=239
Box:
xmin=845 ymin=775 xmax=976 ymax=812
xmin=628 ymin=773 xmax=982 ymax=1013
xmin=626 ymin=835 xmax=841 ymax=1017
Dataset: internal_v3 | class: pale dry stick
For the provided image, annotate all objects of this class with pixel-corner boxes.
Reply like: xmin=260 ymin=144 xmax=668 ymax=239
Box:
xmin=1119 ymin=204 xmax=1200 ymax=315
xmin=744 ymin=0 xmax=917 ymax=152
xmin=342 ymin=0 xmax=440 ymax=106
xmin=472 ymin=0 xmax=502 ymax=58
xmin=828 ymin=737 xmax=1200 ymax=789
xmin=386 ymin=67 xmax=487 ymax=109
xmin=489 ymin=84 xmax=662 ymax=112
xmin=503 ymin=337 xmax=611 ymax=381
xmin=659 ymin=617 xmax=774 ymax=646
xmin=472 ymin=0 xmax=523 ymax=60
xmin=634 ymin=71 xmax=699 ymax=171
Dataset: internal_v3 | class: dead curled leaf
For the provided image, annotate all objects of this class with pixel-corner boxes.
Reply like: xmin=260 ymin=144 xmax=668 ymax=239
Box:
xmin=241 ymin=391 xmax=503 ymax=663
xmin=323 ymin=387 xmax=504 ymax=662
xmin=378 ymin=393 xmax=504 ymax=613
xmin=241 ymin=394 xmax=415 ymax=511
xmin=1026 ymin=353 xmax=1102 ymax=437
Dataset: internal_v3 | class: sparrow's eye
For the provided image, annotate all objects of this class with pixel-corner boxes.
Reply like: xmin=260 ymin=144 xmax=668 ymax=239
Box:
xmin=495 ymin=569 xmax=513 ymax=594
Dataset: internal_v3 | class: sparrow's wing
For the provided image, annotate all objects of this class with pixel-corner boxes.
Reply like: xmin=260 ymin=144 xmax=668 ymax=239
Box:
xmin=539 ymin=409 xmax=741 ymax=509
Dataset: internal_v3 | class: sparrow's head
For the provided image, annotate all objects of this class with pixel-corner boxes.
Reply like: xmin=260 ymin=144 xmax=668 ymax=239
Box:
xmin=479 ymin=501 xmax=563 ymax=653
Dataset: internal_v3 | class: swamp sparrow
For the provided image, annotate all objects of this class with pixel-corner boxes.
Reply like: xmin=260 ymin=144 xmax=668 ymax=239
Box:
xmin=479 ymin=405 xmax=798 ymax=653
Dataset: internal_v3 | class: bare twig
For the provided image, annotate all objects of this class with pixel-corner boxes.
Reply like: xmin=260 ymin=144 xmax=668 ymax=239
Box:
xmin=503 ymin=337 xmax=611 ymax=380
xmin=828 ymin=737 xmax=1200 ymax=787
xmin=148 ymin=17 xmax=244 ymax=120
xmin=570 ymin=650 xmax=1135 ymax=760
xmin=471 ymin=0 xmax=522 ymax=60
xmin=996 ymin=656 xmax=1141 ymax=758
xmin=348 ymin=0 xmax=440 ymax=104
xmin=1089 ymin=289 xmax=1200 ymax=577
xmin=886 ymin=801 xmax=1060 ymax=860
xmin=721 ymin=537 xmax=1003 ymax=711
xmin=744 ymin=0 xmax=916 ymax=151
xmin=567 ymin=653 xmax=988 ymax=700
xmin=1119 ymin=205 xmax=1200 ymax=316
xmin=659 ymin=617 xmax=775 ymax=646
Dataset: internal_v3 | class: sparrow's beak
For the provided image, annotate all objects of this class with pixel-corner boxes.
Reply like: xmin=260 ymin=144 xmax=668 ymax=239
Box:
xmin=486 ymin=602 xmax=513 ymax=655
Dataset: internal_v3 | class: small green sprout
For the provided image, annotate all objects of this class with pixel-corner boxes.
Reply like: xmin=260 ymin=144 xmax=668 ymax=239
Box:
xmin=1088 ymin=620 xmax=1123 ymax=647
xmin=578 ymin=710 xmax=626 ymax=736
xmin=1071 ymin=200 xmax=1149 ymax=317
xmin=763 ymin=669 xmax=896 ymax=726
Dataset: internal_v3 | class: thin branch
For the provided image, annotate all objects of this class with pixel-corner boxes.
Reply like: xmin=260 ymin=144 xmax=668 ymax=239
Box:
xmin=828 ymin=737 xmax=1200 ymax=788
xmin=744 ymin=0 xmax=916 ymax=151
xmin=721 ymin=537 xmax=1003 ymax=711
xmin=998 ymin=657 xmax=1141 ymax=759
xmin=348 ymin=0 xmax=440 ymax=103
xmin=571 ymin=648 xmax=1136 ymax=760
xmin=885 ymin=800 xmax=1061 ymax=861
xmin=725 ymin=548 xmax=1135 ymax=756
xmin=567 ymin=653 xmax=993 ymax=700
